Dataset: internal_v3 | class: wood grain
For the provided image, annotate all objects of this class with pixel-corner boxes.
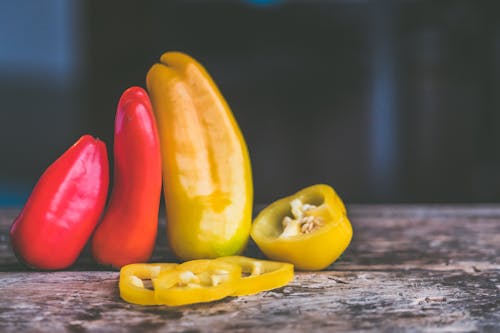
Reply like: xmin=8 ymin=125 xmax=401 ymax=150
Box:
xmin=0 ymin=205 xmax=499 ymax=332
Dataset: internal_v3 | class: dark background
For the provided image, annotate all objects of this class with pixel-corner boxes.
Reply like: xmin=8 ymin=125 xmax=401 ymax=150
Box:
xmin=1 ymin=0 xmax=500 ymax=205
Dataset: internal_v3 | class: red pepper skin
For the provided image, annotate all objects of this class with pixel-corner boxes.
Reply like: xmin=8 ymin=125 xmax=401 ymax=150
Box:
xmin=91 ymin=87 xmax=162 ymax=268
xmin=10 ymin=135 xmax=109 ymax=270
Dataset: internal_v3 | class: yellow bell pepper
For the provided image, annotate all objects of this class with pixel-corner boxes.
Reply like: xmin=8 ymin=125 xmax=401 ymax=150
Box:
xmin=119 ymin=263 xmax=178 ymax=305
xmin=216 ymin=256 xmax=294 ymax=296
xmin=251 ymin=184 xmax=352 ymax=271
xmin=153 ymin=259 xmax=241 ymax=306
xmin=146 ymin=52 xmax=253 ymax=260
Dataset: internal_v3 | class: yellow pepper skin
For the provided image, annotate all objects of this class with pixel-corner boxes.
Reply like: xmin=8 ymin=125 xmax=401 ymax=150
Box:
xmin=251 ymin=184 xmax=352 ymax=271
xmin=216 ymin=256 xmax=294 ymax=296
xmin=146 ymin=52 xmax=253 ymax=261
xmin=119 ymin=263 xmax=178 ymax=305
xmin=153 ymin=260 xmax=241 ymax=306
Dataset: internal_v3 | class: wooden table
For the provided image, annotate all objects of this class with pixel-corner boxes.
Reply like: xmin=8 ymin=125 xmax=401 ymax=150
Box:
xmin=0 ymin=205 xmax=499 ymax=332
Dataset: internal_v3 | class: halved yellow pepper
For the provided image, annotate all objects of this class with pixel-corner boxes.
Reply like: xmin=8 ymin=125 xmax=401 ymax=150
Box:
xmin=216 ymin=256 xmax=294 ymax=296
xmin=146 ymin=52 xmax=253 ymax=260
xmin=251 ymin=184 xmax=352 ymax=271
xmin=153 ymin=260 xmax=241 ymax=306
xmin=119 ymin=263 xmax=178 ymax=305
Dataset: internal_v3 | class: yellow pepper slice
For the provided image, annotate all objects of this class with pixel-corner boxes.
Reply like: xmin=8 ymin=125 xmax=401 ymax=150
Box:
xmin=146 ymin=52 xmax=253 ymax=260
xmin=216 ymin=256 xmax=294 ymax=296
xmin=251 ymin=184 xmax=352 ymax=271
xmin=119 ymin=263 xmax=178 ymax=305
xmin=153 ymin=260 xmax=241 ymax=306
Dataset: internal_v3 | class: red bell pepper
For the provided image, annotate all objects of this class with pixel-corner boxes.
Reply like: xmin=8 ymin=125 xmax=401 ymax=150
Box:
xmin=10 ymin=135 xmax=109 ymax=270
xmin=91 ymin=87 xmax=162 ymax=268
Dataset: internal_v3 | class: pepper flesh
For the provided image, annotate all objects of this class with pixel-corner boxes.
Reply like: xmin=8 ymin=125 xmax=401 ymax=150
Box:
xmin=153 ymin=260 xmax=241 ymax=306
xmin=251 ymin=184 xmax=352 ymax=271
xmin=10 ymin=135 xmax=109 ymax=270
xmin=91 ymin=87 xmax=162 ymax=268
xmin=146 ymin=52 xmax=253 ymax=260
xmin=120 ymin=263 xmax=178 ymax=305
xmin=216 ymin=256 xmax=294 ymax=296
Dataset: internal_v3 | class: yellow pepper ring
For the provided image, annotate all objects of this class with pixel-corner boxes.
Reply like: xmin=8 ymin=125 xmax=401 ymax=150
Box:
xmin=216 ymin=256 xmax=294 ymax=296
xmin=153 ymin=259 xmax=241 ymax=306
xmin=251 ymin=184 xmax=353 ymax=271
xmin=119 ymin=263 xmax=178 ymax=305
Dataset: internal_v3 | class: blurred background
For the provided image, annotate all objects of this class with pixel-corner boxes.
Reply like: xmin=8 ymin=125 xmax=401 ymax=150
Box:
xmin=1 ymin=0 xmax=500 ymax=205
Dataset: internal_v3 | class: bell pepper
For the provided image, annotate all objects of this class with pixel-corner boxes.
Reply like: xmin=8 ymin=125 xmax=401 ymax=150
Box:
xmin=146 ymin=52 xmax=253 ymax=260
xmin=91 ymin=87 xmax=162 ymax=268
xmin=120 ymin=263 xmax=178 ymax=305
xmin=251 ymin=184 xmax=352 ymax=271
xmin=216 ymin=256 xmax=294 ymax=296
xmin=10 ymin=135 xmax=109 ymax=270
xmin=153 ymin=259 xmax=241 ymax=306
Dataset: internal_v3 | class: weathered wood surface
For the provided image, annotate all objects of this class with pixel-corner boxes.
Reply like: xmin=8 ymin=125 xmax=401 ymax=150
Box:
xmin=0 ymin=205 xmax=499 ymax=332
